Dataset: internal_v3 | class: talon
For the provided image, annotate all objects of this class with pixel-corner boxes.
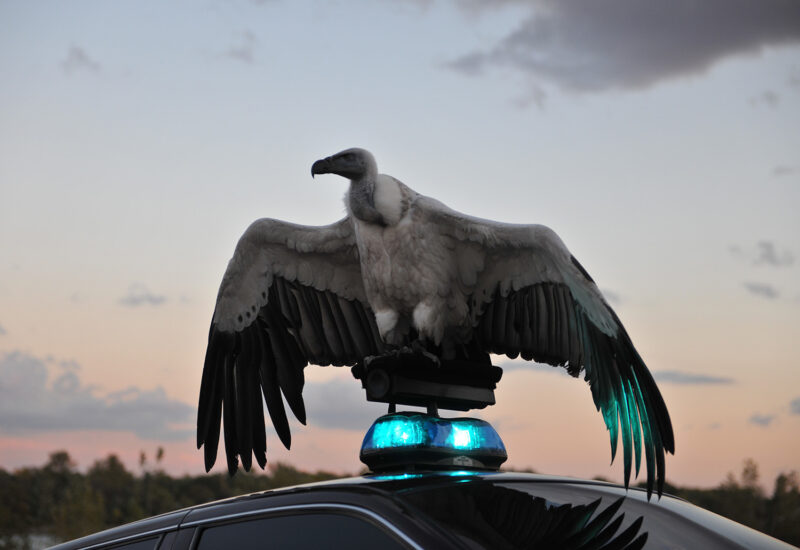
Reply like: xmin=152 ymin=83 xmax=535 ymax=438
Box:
xmin=410 ymin=340 xmax=440 ymax=367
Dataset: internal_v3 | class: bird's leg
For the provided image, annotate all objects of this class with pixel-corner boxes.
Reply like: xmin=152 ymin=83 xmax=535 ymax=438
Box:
xmin=404 ymin=338 xmax=441 ymax=368
xmin=388 ymin=402 xmax=396 ymax=414
xmin=375 ymin=309 xmax=409 ymax=347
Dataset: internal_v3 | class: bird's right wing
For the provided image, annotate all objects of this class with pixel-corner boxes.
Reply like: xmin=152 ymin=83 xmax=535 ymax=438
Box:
xmin=417 ymin=196 xmax=674 ymax=499
xmin=197 ymin=217 xmax=385 ymax=474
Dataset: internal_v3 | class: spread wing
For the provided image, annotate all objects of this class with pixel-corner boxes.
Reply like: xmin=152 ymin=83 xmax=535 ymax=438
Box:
xmin=421 ymin=196 xmax=674 ymax=499
xmin=197 ymin=217 xmax=384 ymax=474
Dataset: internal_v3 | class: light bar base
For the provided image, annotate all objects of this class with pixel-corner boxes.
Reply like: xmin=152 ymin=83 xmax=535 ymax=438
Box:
xmin=360 ymin=412 xmax=508 ymax=473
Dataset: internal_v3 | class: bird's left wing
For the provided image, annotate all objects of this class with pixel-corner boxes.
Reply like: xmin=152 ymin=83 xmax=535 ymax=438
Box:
xmin=198 ymin=217 xmax=384 ymax=474
xmin=419 ymin=196 xmax=674 ymax=499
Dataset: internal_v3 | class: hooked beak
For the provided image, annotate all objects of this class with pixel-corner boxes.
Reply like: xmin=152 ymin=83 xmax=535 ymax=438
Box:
xmin=311 ymin=157 xmax=332 ymax=178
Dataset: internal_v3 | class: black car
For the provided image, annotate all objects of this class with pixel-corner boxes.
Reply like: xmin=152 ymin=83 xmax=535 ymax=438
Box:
xmin=49 ymin=412 xmax=798 ymax=550
xmin=49 ymin=469 xmax=797 ymax=550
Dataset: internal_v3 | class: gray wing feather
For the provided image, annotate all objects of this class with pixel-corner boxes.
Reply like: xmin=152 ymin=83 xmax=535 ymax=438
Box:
xmin=197 ymin=217 xmax=384 ymax=475
xmin=417 ymin=196 xmax=674 ymax=499
xmin=213 ymin=217 xmax=368 ymax=333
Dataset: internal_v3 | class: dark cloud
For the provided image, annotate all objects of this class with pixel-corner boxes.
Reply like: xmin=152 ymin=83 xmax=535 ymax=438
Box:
xmin=791 ymin=397 xmax=800 ymax=415
xmin=226 ymin=31 xmax=257 ymax=63
xmin=653 ymin=370 xmax=734 ymax=385
xmin=303 ymin=378 xmax=386 ymax=431
xmin=0 ymin=323 xmax=6 ymax=336
xmin=0 ymin=352 xmax=193 ymax=441
xmin=62 ymin=46 xmax=101 ymax=75
xmin=448 ymin=0 xmax=800 ymax=93
xmin=119 ymin=283 xmax=166 ymax=307
xmin=749 ymin=413 xmax=775 ymax=427
xmin=743 ymin=281 xmax=780 ymax=299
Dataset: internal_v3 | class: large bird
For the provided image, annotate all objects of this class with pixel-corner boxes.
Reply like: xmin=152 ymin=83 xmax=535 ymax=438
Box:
xmin=197 ymin=148 xmax=674 ymax=497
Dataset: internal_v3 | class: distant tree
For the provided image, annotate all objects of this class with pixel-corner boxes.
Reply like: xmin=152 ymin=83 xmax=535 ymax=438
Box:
xmin=51 ymin=478 xmax=105 ymax=540
xmin=268 ymin=462 xmax=338 ymax=488
xmin=44 ymin=451 xmax=75 ymax=475
xmin=87 ymin=454 xmax=141 ymax=527
xmin=0 ymin=467 xmax=33 ymax=549
xmin=717 ymin=458 xmax=766 ymax=528
xmin=766 ymin=471 xmax=800 ymax=544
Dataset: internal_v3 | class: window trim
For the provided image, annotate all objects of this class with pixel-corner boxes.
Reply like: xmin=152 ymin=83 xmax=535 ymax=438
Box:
xmin=182 ymin=502 xmax=424 ymax=550
xmin=69 ymin=531 xmax=169 ymax=550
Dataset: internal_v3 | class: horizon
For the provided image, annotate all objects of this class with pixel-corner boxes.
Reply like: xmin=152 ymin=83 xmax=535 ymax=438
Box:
xmin=1 ymin=0 xmax=798 ymax=491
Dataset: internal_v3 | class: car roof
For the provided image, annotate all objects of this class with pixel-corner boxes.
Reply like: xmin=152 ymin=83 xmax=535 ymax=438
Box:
xmin=46 ymin=471 xmax=664 ymax=550
xmin=50 ymin=470 xmax=796 ymax=550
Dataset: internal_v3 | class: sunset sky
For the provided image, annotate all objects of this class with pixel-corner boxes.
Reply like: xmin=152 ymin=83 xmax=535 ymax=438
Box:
xmin=1 ymin=0 xmax=799 ymax=490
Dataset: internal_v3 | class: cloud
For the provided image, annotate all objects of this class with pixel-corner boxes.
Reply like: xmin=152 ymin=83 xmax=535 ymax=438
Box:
xmin=304 ymin=378 xmax=386 ymax=431
xmin=0 ymin=351 xmax=193 ymax=441
xmin=62 ymin=46 xmax=101 ymax=75
xmin=0 ymin=323 xmax=6 ymax=336
xmin=226 ymin=30 xmax=257 ymax=63
xmin=119 ymin=283 xmax=166 ymax=307
xmin=653 ymin=370 xmax=735 ymax=385
xmin=772 ymin=165 xmax=797 ymax=177
xmin=448 ymin=0 xmax=800 ymax=94
xmin=749 ymin=90 xmax=780 ymax=108
xmin=753 ymin=241 xmax=794 ymax=267
xmin=790 ymin=69 xmax=800 ymax=89
xmin=791 ymin=397 xmax=800 ymax=415
xmin=749 ymin=413 xmax=775 ymax=427
xmin=743 ymin=281 xmax=780 ymax=299
xmin=601 ymin=289 xmax=622 ymax=306
xmin=730 ymin=241 xmax=794 ymax=267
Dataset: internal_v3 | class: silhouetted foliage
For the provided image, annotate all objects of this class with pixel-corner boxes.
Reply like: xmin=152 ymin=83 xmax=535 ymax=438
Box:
xmin=0 ymin=449 xmax=339 ymax=548
xmin=0 ymin=453 xmax=797 ymax=547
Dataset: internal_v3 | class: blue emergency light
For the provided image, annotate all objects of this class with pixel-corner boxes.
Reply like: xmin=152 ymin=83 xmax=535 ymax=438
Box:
xmin=360 ymin=412 xmax=507 ymax=472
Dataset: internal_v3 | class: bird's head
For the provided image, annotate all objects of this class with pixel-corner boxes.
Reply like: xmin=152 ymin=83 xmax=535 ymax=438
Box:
xmin=311 ymin=148 xmax=377 ymax=181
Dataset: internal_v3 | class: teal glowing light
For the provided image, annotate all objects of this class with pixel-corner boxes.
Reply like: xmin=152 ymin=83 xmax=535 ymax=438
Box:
xmin=368 ymin=416 xmax=430 ymax=449
xmin=360 ymin=412 xmax=507 ymax=472
xmin=448 ymin=425 xmax=475 ymax=450
xmin=370 ymin=472 xmax=425 ymax=481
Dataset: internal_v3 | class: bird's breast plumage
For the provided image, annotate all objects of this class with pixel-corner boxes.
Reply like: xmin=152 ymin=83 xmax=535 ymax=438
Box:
xmin=352 ymin=194 xmax=472 ymax=344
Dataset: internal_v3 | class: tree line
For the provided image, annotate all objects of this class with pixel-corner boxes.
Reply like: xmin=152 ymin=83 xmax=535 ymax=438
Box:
xmin=0 ymin=452 xmax=797 ymax=548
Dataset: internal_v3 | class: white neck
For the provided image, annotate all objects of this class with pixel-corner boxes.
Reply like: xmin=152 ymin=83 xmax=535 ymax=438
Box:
xmin=372 ymin=174 xmax=405 ymax=226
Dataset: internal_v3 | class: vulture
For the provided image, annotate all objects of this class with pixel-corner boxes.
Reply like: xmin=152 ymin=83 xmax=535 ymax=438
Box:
xmin=197 ymin=147 xmax=674 ymax=498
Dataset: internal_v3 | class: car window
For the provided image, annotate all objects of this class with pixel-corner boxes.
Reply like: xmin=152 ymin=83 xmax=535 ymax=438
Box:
xmin=107 ymin=537 xmax=160 ymax=550
xmin=195 ymin=512 xmax=409 ymax=550
xmin=499 ymin=481 xmax=792 ymax=550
